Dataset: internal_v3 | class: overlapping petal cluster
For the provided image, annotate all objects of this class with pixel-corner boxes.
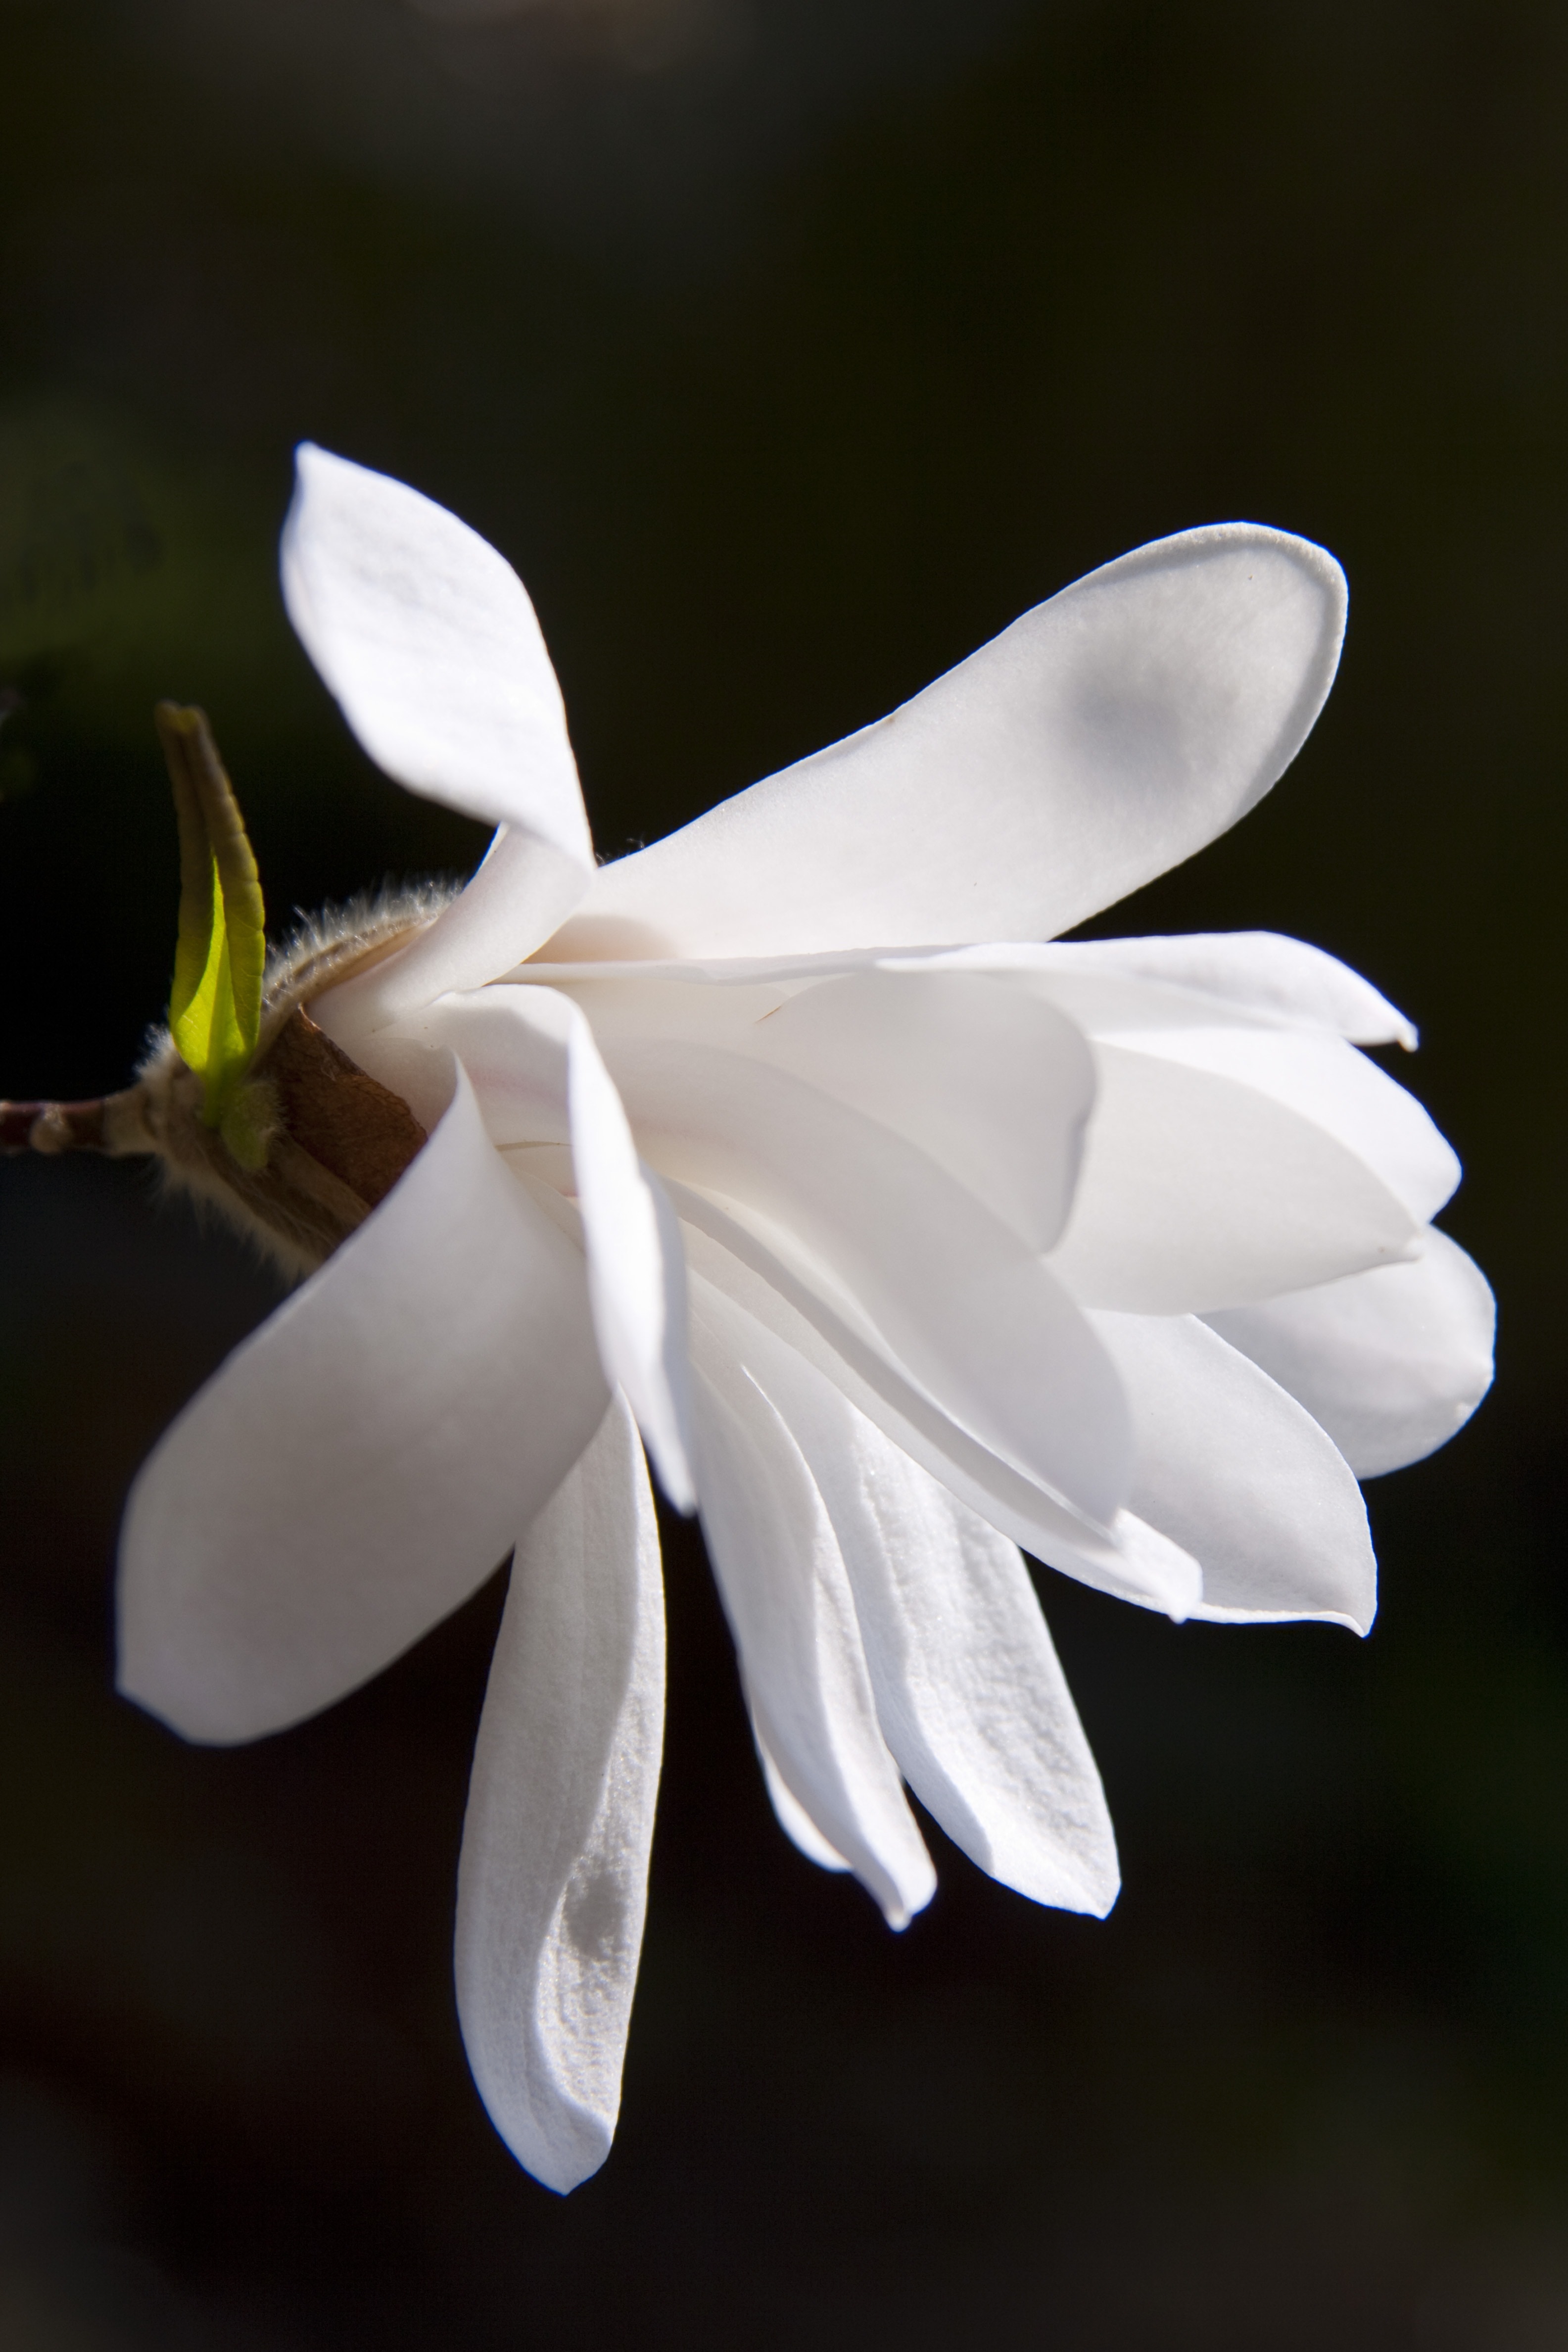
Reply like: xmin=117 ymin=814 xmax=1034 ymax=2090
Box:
xmin=118 ymin=448 xmax=1493 ymax=2192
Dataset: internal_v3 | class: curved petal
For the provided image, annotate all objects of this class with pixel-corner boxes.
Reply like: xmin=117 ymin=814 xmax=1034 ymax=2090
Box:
xmin=117 ymin=1066 xmax=610 ymax=1743
xmin=285 ymin=445 xmax=596 ymax=1032
xmin=283 ymin=445 xmax=593 ymax=857
xmin=1048 ymin=1044 xmax=1417 ymax=1313
xmin=537 ymin=971 xmax=802 ymax=1056
xmin=523 ymin=930 xmax=1415 ymax=1050
xmin=1205 ymin=1228 xmax=1495 ymax=1478
xmin=681 ymin=1230 xmax=1200 ymax=1622
xmin=744 ymin=969 xmax=1096 ymax=1251
xmin=688 ymin=1315 xmax=935 ymax=1929
xmin=918 ymin=934 xmax=1416 ymax=1048
xmin=455 ymin=1393 xmax=664 ymax=2196
xmin=319 ymin=827 xmax=592 ymax=1044
xmin=549 ymin=524 xmax=1345 ymax=960
xmin=704 ymin=1284 xmax=1118 ymax=1914
xmin=413 ymin=987 xmax=695 ymax=1509
xmin=1110 ymin=1027 xmax=1459 ymax=1224
xmin=609 ymin=1040 xmax=1132 ymax=1529
xmin=570 ymin=1074 xmax=695 ymax=1514
xmin=1089 ymin=1311 xmax=1378 ymax=1632
xmin=538 ymin=953 xmax=1095 ymax=1255
xmin=753 ymin=1722 xmax=852 ymax=1871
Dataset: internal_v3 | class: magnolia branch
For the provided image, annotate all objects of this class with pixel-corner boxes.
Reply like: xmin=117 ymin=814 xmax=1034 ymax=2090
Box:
xmin=0 ymin=1093 xmax=149 ymax=1155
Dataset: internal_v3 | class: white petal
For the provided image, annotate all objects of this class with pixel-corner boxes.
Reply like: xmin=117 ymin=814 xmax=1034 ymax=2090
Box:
xmin=536 ymin=971 xmax=803 ymax=1055
xmin=744 ymin=969 xmax=1096 ymax=1251
xmin=528 ymin=931 xmax=1415 ymax=1053
xmin=1089 ymin=1312 xmax=1378 ymax=1632
xmin=1110 ymin=1026 xmax=1459 ymax=1224
xmin=610 ymin=1040 xmax=1131 ymax=1529
xmin=285 ymin=444 xmax=597 ymax=1033
xmin=682 ymin=1227 xmax=1200 ymax=1622
xmin=521 ymin=948 xmax=918 ymax=991
xmin=550 ymin=524 xmax=1345 ymax=960
xmin=704 ymin=1286 xmax=1118 ymax=1914
xmin=753 ymin=1726 xmax=852 ymax=1870
xmin=688 ymin=1320 xmax=935 ymax=1928
xmin=409 ymin=987 xmax=573 ymax=1146
xmin=117 ymin=1067 xmax=610 ymax=1743
xmin=930 ymin=933 xmax=1416 ymax=1048
xmin=1206 ymin=1228 xmax=1495 ymax=1478
xmin=412 ymin=988 xmax=695 ymax=1509
xmin=1048 ymin=1043 xmax=1417 ymax=1313
xmin=570 ymin=1062 xmax=696 ymax=1514
xmin=282 ymin=444 xmax=593 ymax=856
xmin=319 ymin=826 xmax=592 ymax=1044
xmin=455 ymin=1393 xmax=664 ymax=2196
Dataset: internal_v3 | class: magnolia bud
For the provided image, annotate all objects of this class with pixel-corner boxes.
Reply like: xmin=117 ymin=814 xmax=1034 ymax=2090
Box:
xmin=1 ymin=707 xmax=449 ymax=1280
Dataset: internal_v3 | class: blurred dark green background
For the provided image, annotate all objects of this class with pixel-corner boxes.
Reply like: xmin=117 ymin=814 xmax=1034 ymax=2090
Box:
xmin=1 ymin=1 xmax=1564 ymax=2344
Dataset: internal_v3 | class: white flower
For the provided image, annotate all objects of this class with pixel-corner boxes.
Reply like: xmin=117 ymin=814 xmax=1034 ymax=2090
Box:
xmin=116 ymin=445 xmax=1494 ymax=2194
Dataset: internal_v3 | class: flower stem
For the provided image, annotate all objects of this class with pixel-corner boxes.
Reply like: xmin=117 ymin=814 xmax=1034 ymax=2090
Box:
xmin=0 ymin=1090 xmax=153 ymax=1156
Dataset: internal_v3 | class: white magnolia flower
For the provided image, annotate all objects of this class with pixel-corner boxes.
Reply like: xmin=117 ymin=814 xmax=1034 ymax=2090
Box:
xmin=115 ymin=446 xmax=1493 ymax=2194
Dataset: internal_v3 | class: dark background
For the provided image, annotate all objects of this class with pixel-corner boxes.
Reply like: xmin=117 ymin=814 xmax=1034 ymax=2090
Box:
xmin=1 ymin=1 xmax=1564 ymax=2344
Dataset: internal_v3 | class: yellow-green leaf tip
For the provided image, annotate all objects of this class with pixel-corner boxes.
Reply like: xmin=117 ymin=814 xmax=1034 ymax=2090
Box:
xmin=155 ymin=702 xmax=267 ymax=1129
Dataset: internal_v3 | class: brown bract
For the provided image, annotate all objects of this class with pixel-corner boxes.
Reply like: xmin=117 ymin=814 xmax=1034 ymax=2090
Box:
xmin=135 ymin=892 xmax=449 ymax=1278
xmin=3 ymin=887 xmax=455 ymax=1282
xmin=263 ymin=1009 xmax=427 ymax=1213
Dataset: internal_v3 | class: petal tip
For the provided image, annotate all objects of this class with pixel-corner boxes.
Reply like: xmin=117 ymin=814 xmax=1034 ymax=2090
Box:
xmin=112 ymin=1647 xmax=253 ymax=1749
xmin=501 ymin=2118 xmax=614 ymax=2198
xmin=875 ymin=1856 xmax=938 ymax=1932
xmin=1083 ymin=1871 xmax=1121 ymax=1922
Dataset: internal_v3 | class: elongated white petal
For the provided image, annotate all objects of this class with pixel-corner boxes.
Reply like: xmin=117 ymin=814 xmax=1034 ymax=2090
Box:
xmin=745 ymin=969 xmax=1095 ymax=1251
xmin=1048 ymin=1043 xmax=1416 ymax=1313
xmin=570 ymin=1059 xmax=696 ymax=1513
xmin=1090 ymin=1312 xmax=1378 ymax=1632
xmin=1098 ymin=934 xmax=1417 ymax=1047
xmin=117 ymin=1068 xmax=609 ymax=1742
xmin=1206 ymin=1228 xmax=1495 ymax=1478
xmin=703 ymin=1284 xmax=1117 ymax=1914
xmin=528 ymin=930 xmax=1415 ymax=1050
xmin=455 ymin=1394 xmax=664 ymax=2196
xmin=283 ymin=444 xmax=593 ymax=855
xmin=753 ymin=1722 xmax=852 ymax=1870
xmin=550 ymin=524 xmax=1345 ymax=960
xmin=611 ymin=1041 xmax=1131 ymax=1529
xmin=521 ymin=948 xmax=927 ymax=992
xmin=1113 ymin=1027 xmax=1459 ymax=1224
xmin=285 ymin=446 xmax=596 ymax=1031
xmin=413 ymin=988 xmax=695 ymax=1509
xmin=682 ymin=1230 xmax=1200 ymax=1621
xmin=922 ymin=933 xmax=1416 ymax=1048
xmin=688 ymin=1320 xmax=934 ymax=1928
